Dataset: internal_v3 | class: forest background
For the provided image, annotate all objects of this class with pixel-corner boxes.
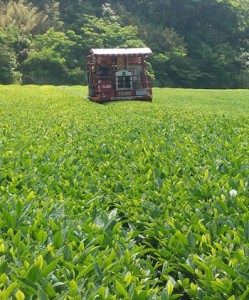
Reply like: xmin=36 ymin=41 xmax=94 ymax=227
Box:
xmin=1 ymin=0 xmax=249 ymax=88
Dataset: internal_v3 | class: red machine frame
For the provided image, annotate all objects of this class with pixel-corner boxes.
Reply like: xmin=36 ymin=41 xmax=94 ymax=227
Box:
xmin=87 ymin=48 xmax=152 ymax=102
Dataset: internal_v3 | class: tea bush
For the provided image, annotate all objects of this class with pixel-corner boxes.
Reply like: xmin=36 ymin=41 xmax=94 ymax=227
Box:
xmin=0 ymin=86 xmax=249 ymax=299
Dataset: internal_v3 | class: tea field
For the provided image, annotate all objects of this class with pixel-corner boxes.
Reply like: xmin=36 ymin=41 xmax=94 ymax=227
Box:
xmin=0 ymin=85 xmax=249 ymax=300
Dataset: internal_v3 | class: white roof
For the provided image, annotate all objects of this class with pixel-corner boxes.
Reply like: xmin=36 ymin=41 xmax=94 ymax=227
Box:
xmin=90 ymin=48 xmax=152 ymax=56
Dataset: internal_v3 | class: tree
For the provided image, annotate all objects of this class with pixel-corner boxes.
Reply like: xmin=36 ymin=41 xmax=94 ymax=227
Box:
xmin=80 ymin=6 xmax=146 ymax=52
xmin=0 ymin=0 xmax=59 ymax=34
xmin=0 ymin=27 xmax=23 ymax=83
xmin=21 ymin=29 xmax=84 ymax=84
xmin=55 ymin=0 xmax=104 ymax=33
xmin=21 ymin=48 xmax=69 ymax=84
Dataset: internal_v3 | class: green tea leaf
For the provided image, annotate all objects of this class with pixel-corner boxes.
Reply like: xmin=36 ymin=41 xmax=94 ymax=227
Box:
xmin=2 ymin=209 xmax=15 ymax=229
xmin=212 ymin=261 xmax=237 ymax=277
xmin=17 ymin=277 xmax=38 ymax=293
xmin=38 ymin=285 xmax=49 ymax=300
xmin=15 ymin=290 xmax=25 ymax=300
xmin=0 ymin=283 xmax=17 ymax=300
xmin=166 ymin=277 xmax=175 ymax=296
xmin=37 ymin=229 xmax=47 ymax=243
xmin=115 ymin=279 xmax=128 ymax=297
xmin=161 ymin=289 xmax=169 ymax=300
xmin=53 ymin=230 xmax=63 ymax=248
xmin=27 ymin=265 xmax=39 ymax=282
xmin=240 ymin=287 xmax=249 ymax=300
xmin=94 ymin=261 xmax=103 ymax=282
xmin=244 ymin=221 xmax=249 ymax=240
xmin=41 ymin=257 xmax=61 ymax=277
xmin=16 ymin=199 xmax=24 ymax=217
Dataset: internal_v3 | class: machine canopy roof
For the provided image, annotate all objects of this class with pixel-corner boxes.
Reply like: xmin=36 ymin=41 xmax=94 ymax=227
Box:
xmin=90 ymin=48 xmax=152 ymax=56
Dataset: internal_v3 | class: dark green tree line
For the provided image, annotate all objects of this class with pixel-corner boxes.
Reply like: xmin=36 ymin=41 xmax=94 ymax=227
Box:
xmin=0 ymin=0 xmax=249 ymax=87
xmin=110 ymin=0 xmax=249 ymax=87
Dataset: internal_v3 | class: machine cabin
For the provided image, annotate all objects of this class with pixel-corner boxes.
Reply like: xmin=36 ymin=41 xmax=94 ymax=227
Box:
xmin=87 ymin=48 xmax=152 ymax=102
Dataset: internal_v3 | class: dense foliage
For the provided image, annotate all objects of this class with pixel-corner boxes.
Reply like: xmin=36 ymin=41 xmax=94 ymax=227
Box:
xmin=0 ymin=0 xmax=249 ymax=86
xmin=0 ymin=86 xmax=249 ymax=299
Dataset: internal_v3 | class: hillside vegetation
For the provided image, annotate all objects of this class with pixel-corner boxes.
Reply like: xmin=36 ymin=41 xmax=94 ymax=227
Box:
xmin=1 ymin=0 xmax=249 ymax=88
xmin=0 ymin=86 xmax=249 ymax=299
